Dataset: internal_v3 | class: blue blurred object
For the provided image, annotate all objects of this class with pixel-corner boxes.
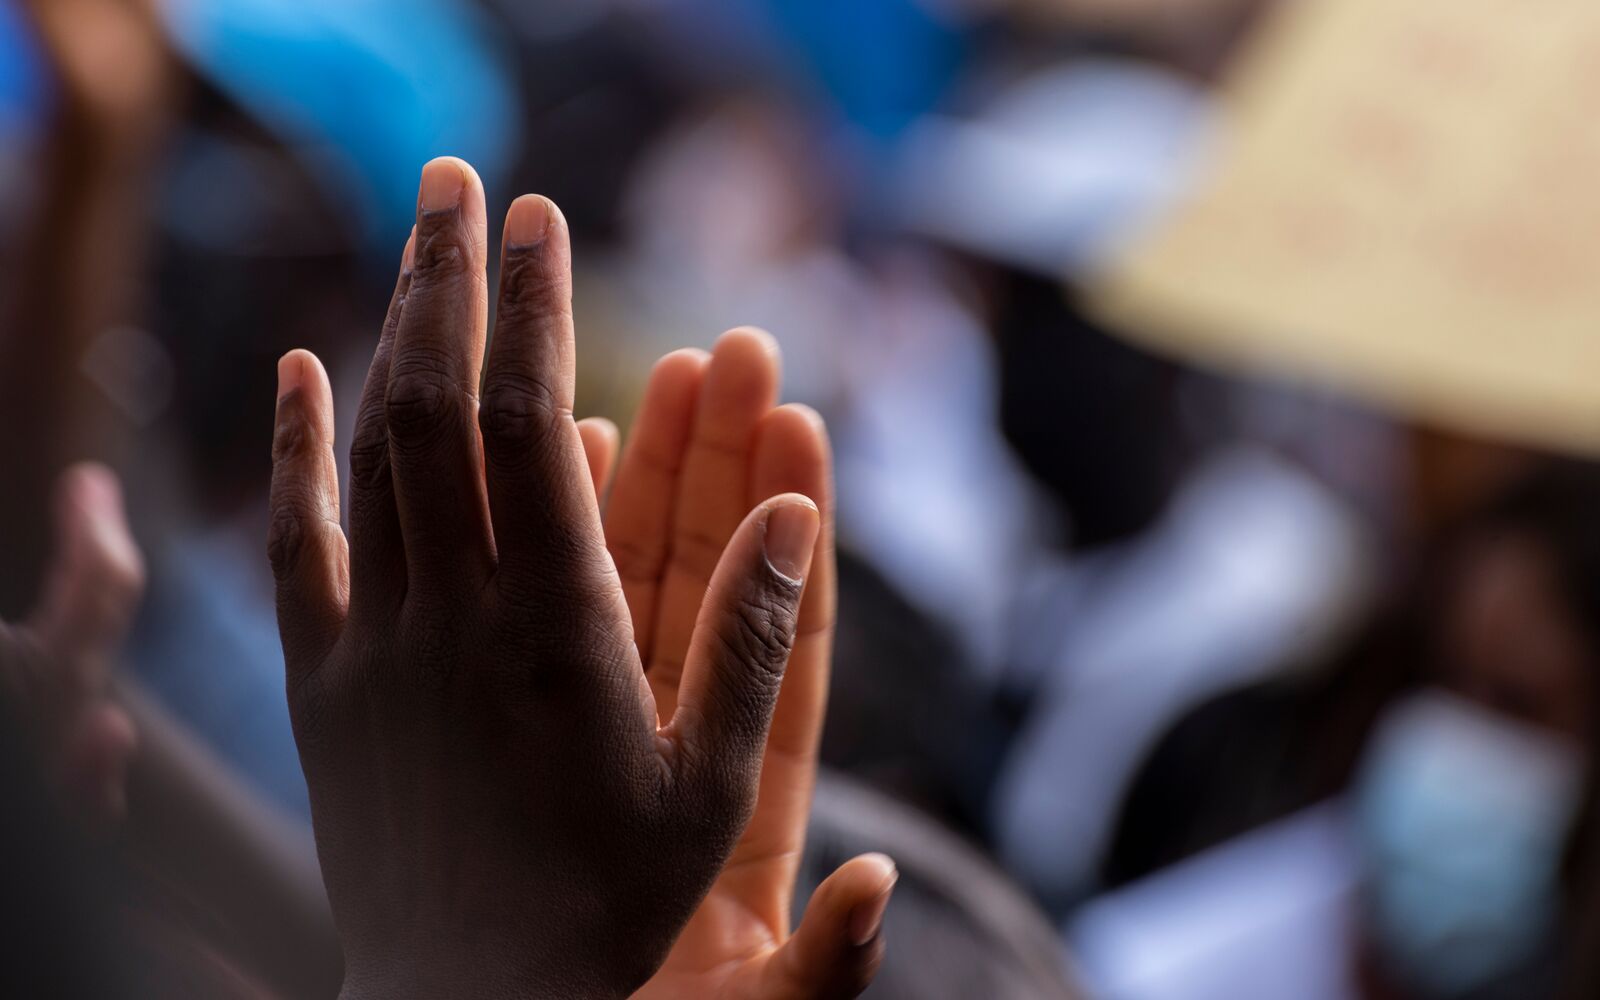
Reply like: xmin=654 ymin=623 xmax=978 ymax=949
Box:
xmin=131 ymin=531 xmax=314 ymax=820
xmin=649 ymin=0 xmax=970 ymax=142
xmin=1355 ymin=692 xmax=1580 ymax=998
xmin=754 ymin=0 xmax=970 ymax=142
xmin=0 ymin=0 xmax=48 ymax=136
xmin=157 ymin=0 xmax=521 ymax=255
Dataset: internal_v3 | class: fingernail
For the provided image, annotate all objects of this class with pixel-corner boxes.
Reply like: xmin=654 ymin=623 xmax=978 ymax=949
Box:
xmin=277 ymin=352 xmax=304 ymax=403
xmin=420 ymin=158 xmax=465 ymax=212
xmin=765 ymin=500 xmax=819 ymax=583
xmin=848 ymin=864 xmax=898 ymax=947
xmin=507 ymin=195 xmax=551 ymax=246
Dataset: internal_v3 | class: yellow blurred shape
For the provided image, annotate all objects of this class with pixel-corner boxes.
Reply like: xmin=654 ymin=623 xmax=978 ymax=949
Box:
xmin=1094 ymin=0 xmax=1600 ymax=454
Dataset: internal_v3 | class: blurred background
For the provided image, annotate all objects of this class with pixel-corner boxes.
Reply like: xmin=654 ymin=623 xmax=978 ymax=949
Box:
xmin=3 ymin=0 xmax=1600 ymax=997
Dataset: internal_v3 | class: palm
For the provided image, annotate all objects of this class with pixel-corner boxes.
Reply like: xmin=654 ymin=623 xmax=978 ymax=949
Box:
xmin=580 ymin=331 xmax=891 ymax=999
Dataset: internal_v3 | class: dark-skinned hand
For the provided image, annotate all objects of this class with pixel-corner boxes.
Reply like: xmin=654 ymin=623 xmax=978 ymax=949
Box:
xmin=269 ymin=157 xmax=823 ymax=999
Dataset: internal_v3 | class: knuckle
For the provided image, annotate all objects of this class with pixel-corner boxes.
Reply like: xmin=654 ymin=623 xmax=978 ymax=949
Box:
xmin=411 ymin=226 xmax=475 ymax=284
xmin=498 ymin=249 xmax=570 ymax=324
xmin=724 ymin=590 xmax=799 ymax=678
xmin=385 ymin=367 xmax=461 ymax=447
xmin=267 ymin=503 xmax=310 ymax=579
xmin=693 ymin=593 xmax=798 ymax=763
xmin=271 ymin=404 xmax=315 ymax=464
xmin=347 ymin=413 xmax=391 ymax=493
xmin=479 ymin=377 xmax=564 ymax=455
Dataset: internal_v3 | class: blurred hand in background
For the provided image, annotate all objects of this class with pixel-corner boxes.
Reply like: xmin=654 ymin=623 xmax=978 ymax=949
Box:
xmin=0 ymin=463 xmax=142 ymax=825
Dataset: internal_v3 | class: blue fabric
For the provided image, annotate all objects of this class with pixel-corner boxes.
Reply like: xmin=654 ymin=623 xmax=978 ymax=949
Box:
xmin=0 ymin=0 xmax=48 ymax=134
xmin=754 ymin=0 xmax=968 ymax=141
xmin=157 ymin=0 xmax=520 ymax=254
xmin=130 ymin=534 xmax=311 ymax=821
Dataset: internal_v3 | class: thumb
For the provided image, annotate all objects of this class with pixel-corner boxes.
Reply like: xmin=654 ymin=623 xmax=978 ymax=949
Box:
xmin=671 ymin=494 xmax=818 ymax=788
xmin=764 ymin=853 xmax=898 ymax=999
xmin=31 ymin=463 xmax=145 ymax=670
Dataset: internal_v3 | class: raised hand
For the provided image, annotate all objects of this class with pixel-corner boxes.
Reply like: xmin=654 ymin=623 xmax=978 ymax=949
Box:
xmin=268 ymin=158 xmax=822 ymax=999
xmin=592 ymin=332 xmax=896 ymax=1000
xmin=21 ymin=0 xmax=174 ymax=149
xmin=0 ymin=464 xmax=143 ymax=824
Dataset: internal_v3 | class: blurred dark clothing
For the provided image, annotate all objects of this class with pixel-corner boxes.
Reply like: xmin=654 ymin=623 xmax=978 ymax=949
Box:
xmin=1103 ymin=674 xmax=1366 ymax=888
xmin=1098 ymin=462 xmax=1600 ymax=1000
xmin=0 ymin=700 xmax=122 ymax=998
xmin=0 ymin=700 xmax=267 ymax=1000
xmin=493 ymin=12 xmax=696 ymax=245
xmin=800 ymin=768 xmax=1081 ymax=1000
xmin=823 ymin=549 xmax=1008 ymax=835
xmin=994 ymin=272 xmax=1187 ymax=550
xmin=993 ymin=443 xmax=1373 ymax=907
xmin=1102 ymin=462 xmax=1600 ymax=885
xmin=129 ymin=531 xmax=309 ymax=819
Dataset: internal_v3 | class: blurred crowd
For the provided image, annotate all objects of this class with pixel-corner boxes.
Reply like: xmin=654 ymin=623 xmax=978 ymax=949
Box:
xmin=2 ymin=0 xmax=1599 ymax=998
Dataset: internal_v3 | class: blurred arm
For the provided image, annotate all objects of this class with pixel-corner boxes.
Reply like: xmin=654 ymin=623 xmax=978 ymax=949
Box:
xmin=114 ymin=676 xmax=343 ymax=999
xmin=0 ymin=0 xmax=176 ymax=613
xmin=7 ymin=465 xmax=340 ymax=998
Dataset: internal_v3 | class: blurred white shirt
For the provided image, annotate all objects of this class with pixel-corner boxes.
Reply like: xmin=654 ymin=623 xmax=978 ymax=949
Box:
xmin=994 ymin=448 xmax=1373 ymax=901
xmin=1071 ymin=803 xmax=1360 ymax=1000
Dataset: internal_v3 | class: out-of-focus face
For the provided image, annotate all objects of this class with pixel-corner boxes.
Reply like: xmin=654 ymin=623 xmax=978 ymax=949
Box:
xmin=1353 ymin=529 xmax=1592 ymax=998
xmin=1435 ymin=531 xmax=1594 ymax=744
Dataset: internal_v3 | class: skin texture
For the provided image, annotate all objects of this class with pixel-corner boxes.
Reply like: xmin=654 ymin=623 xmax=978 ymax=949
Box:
xmin=268 ymin=158 xmax=840 ymax=999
